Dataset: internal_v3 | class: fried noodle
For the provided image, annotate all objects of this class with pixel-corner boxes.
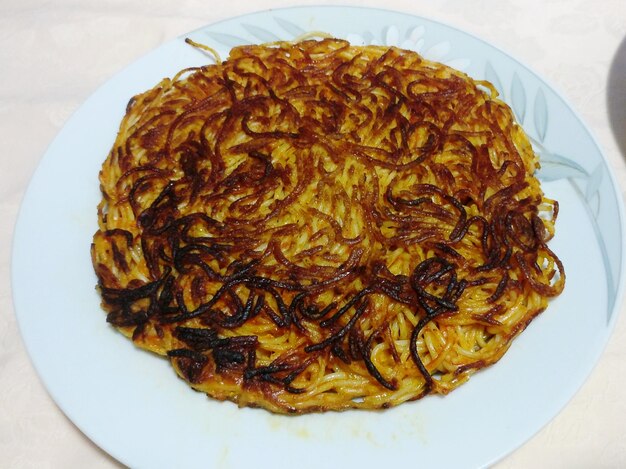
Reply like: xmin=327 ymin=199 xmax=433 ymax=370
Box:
xmin=91 ymin=38 xmax=565 ymax=413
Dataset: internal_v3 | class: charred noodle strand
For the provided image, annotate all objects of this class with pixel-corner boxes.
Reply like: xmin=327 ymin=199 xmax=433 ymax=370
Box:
xmin=319 ymin=288 xmax=372 ymax=327
xmin=92 ymin=38 xmax=564 ymax=413
xmin=305 ymin=302 xmax=368 ymax=352
xmin=363 ymin=326 xmax=397 ymax=391
xmin=487 ymin=273 xmax=509 ymax=303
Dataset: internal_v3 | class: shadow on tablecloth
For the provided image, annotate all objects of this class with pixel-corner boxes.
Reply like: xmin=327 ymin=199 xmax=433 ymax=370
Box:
xmin=608 ymin=34 xmax=626 ymax=159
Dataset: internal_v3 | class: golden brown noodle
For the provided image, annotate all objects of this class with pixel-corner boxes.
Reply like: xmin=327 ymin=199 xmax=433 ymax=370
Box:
xmin=91 ymin=38 xmax=564 ymax=413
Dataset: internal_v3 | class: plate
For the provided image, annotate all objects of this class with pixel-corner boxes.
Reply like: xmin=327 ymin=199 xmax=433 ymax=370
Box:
xmin=12 ymin=6 xmax=626 ymax=468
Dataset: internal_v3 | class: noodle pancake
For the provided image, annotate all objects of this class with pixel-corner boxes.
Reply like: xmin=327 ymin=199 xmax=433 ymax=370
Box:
xmin=91 ymin=38 xmax=564 ymax=413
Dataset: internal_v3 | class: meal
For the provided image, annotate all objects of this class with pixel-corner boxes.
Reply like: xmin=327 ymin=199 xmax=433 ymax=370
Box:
xmin=91 ymin=37 xmax=564 ymax=413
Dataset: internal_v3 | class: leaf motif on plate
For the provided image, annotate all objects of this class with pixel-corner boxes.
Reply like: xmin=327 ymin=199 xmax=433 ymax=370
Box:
xmin=534 ymin=88 xmax=548 ymax=142
xmin=407 ymin=25 xmax=426 ymax=43
xmin=536 ymin=150 xmax=588 ymax=181
xmin=203 ymin=31 xmax=249 ymax=48
xmin=424 ymin=41 xmax=451 ymax=61
xmin=443 ymin=58 xmax=471 ymax=71
xmin=484 ymin=62 xmax=504 ymax=98
xmin=273 ymin=17 xmax=306 ymax=38
xmin=384 ymin=25 xmax=400 ymax=46
xmin=401 ymin=25 xmax=426 ymax=52
xmin=586 ymin=163 xmax=604 ymax=202
xmin=242 ymin=23 xmax=282 ymax=43
xmin=510 ymin=72 xmax=526 ymax=123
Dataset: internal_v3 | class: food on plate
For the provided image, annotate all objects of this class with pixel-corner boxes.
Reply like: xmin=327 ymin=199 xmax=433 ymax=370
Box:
xmin=91 ymin=37 xmax=564 ymax=413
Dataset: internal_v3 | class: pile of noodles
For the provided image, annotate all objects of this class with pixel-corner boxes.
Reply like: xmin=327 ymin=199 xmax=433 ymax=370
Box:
xmin=92 ymin=38 xmax=564 ymax=413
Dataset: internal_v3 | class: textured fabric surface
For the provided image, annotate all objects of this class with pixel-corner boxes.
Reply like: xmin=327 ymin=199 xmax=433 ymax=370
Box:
xmin=2 ymin=0 xmax=626 ymax=467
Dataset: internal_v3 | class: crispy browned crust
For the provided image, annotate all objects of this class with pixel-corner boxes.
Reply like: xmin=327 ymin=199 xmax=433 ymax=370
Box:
xmin=92 ymin=38 xmax=564 ymax=413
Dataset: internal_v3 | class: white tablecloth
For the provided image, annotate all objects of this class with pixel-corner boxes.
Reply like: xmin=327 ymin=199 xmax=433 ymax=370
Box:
xmin=2 ymin=0 xmax=626 ymax=467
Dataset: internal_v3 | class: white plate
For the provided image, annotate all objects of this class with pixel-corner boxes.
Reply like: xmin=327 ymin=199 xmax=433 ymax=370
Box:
xmin=12 ymin=6 xmax=626 ymax=469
